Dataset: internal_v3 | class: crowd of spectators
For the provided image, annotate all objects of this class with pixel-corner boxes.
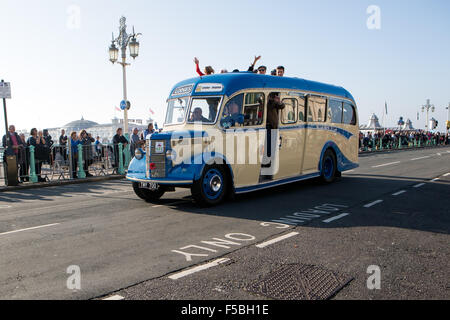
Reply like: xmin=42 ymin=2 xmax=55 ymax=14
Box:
xmin=1 ymin=123 xmax=158 ymax=183
xmin=359 ymin=130 xmax=449 ymax=151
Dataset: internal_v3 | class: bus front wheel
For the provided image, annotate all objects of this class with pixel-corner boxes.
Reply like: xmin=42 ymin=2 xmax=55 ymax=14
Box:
xmin=191 ymin=165 xmax=228 ymax=206
xmin=132 ymin=182 xmax=165 ymax=203
xmin=320 ymin=149 xmax=337 ymax=183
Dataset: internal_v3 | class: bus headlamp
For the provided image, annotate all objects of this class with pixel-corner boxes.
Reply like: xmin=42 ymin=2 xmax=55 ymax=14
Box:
xmin=135 ymin=148 xmax=145 ymax=160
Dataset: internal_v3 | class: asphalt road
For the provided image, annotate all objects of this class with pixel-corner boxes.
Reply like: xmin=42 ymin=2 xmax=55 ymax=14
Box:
xmin=0 ymin=146 xmax=449 ymax=300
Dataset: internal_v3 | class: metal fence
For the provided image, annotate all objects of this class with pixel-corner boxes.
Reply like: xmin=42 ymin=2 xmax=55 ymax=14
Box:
xmin=1 ymin=143 xmax=132 ymax=187
xmin=359 ymin=134 xmax=449 ymax=153
xmin=1 ymin=134 xmax=449 ymax=187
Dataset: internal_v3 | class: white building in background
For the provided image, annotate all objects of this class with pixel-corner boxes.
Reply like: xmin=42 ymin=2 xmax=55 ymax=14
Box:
xmin=19 ymin=117 xmax=157 ymax=143
xmin=359 ymin=114 xmax=416 ymax=134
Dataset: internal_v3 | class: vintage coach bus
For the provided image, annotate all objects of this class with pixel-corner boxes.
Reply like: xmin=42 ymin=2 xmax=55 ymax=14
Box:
xmin=126 ymin=72 xmax=359 ymax=206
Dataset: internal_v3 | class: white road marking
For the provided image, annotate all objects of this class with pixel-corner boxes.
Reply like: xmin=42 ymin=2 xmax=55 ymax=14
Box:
xmin=392 ymin=190 xmax=406 ymax=196
xmin=255 ymin=232 xmax=299 ymax=248
xmin=0 ymin=205 xmax=12 ymax=209
xmin=169 ymin=258 xmax=230 ymax=280
xmin=372 ymin=161 xmax=400 ymax=168
xmin=322 ymin=213 xmax=350 ymax=223
xmin=0 ymin=223 xmax=60 ymax=236
xmin=364 ymin=200 xmax=383 ymax=208
xmin=437 ymin=153 xmax=442 ymax=156
xmin=152 ymin=201 xmax=187 ymax=208
xmin=102 ymin=295 xmax=124 ymax=300
xmin=410 ymin=156 xmax=430 ymax=161
xmin=413 ymin=183 xmax=426 ymax=188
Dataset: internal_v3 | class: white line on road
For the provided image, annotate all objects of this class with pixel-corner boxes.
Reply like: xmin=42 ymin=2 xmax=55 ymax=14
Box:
xmin=169 ymin=258 xmax=230 ymax=280
xmin=392 ymin=190 xmax=406 ymax=196
xmin=322 ymin=213 xmax=350 ymax=223
xmin=152 ymin=201 xmax=188 ymax=208
xmin=372 ymin=161 xmax=400 ymax=168
xmin=413 ymin=183 xmax=426 ymax=188
xmin=0 ymin=205 xmax=12 ymax=209
xmin=255 ymin=232 xmax=299 ymax=248
xmin=410 ymin=156 xmax=430 ymax=161
xmin=364 ymin=200 xmax=383 ymax=208
xmin=0 ymin=223 xmax=60 ymax=236
xmin=102 ymin=295 xmax=124 ymax=300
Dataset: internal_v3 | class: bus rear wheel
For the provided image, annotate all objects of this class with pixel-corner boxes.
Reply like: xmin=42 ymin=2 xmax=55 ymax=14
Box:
xmin=320 ymin=149 xmax=337 ymax=183
xmin=132 ymin=182 xmax=165 ymax=203
xmin=191 ymin=165 xmax=228 ymax=207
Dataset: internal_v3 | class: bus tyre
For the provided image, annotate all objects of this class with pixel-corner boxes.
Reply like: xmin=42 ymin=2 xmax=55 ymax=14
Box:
xmin=132 ymin=182 xmax=165 ymax=203
xmin=191 ymin=165 xmax=228 ymax=206
xmin=320 ymin=149 xmax=337 ymax=183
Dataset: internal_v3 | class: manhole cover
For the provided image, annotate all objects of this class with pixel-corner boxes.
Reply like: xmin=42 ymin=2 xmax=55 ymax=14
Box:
xmin=247 ymin=263 xmax=353 ymax=300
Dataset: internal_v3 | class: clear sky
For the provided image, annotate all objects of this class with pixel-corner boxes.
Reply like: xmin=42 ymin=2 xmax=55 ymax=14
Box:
xmin=1 ymin=0 xmax=449 ymax=134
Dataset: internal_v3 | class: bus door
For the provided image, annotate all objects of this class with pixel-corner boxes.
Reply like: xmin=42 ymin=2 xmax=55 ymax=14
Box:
xmin=274 ymin=93 xmax=305 ymax=179
xmin=221 ymin=92 xmax=265 ymax=188
xmin=302 ymin=95 xmax=328 ymax=173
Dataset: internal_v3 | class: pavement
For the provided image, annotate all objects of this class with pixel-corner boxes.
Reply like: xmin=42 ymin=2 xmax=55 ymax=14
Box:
xmin=0 ymin=146 xmax=449 ymax=300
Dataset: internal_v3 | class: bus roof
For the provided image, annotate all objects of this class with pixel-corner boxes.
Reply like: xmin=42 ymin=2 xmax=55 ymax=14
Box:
xmin=169 ymin=72 xmax=355 ymax=103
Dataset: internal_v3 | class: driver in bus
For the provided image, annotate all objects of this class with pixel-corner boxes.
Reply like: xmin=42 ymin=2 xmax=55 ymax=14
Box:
xmin=191 ymin=107 xmax=210 ymax=122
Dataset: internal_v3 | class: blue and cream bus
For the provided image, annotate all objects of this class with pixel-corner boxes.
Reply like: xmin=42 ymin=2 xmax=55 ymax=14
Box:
xmin=126 ymin=72 xmax=359 ymax=206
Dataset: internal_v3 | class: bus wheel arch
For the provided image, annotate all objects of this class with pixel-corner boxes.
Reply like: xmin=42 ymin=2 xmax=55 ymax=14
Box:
xmin=191 ymin=162 xmax=231 ymax=206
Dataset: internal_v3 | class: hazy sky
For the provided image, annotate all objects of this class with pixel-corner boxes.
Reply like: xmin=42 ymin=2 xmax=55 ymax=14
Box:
xmin=1 ymin=0 xmax=449 ymax=134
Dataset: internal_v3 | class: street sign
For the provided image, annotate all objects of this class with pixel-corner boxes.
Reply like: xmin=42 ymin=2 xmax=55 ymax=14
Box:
xmin=120 ymin=100 xmax=131 ymax=110
xmin=0 ymin=82 xmax=11 ymax=99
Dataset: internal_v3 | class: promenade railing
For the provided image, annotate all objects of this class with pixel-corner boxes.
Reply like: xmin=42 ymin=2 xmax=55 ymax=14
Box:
xmin=0 ymin=142 xmax=133 ymax=187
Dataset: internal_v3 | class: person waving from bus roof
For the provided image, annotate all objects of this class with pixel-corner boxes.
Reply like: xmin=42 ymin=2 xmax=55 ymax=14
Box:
xmin=247 ymin=55 xmax=261 ymax=72
xmin=194 ymin=57 xmax=214 ymax=76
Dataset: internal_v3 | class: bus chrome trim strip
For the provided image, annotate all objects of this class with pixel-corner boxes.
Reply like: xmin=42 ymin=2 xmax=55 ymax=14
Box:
xmin=126 ymin=177 xmax=192 ymax=185
xmin=235 ymin=172 xmax=321 ymax=194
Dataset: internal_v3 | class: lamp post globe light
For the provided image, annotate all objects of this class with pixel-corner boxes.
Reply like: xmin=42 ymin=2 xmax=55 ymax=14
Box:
xmin=108 ymin=16 xmax=141 ymax=138
xmin=421 ymin=99 xmax=435 ymax=131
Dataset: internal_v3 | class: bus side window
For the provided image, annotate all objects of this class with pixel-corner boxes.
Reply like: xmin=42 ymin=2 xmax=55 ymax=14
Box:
xmin=221 ymin=93 xmax=244 ymax=128
xmin=243 ymin=93 xmax=265 ymax=126
xmin=298 ymin=97 xmax=305 ymax=122
xmin=307 ymin=96 xmax=327 ymax=122
xmin=329 ymin=99 xmax=344 ymax=123
xmin=281 ymin=98 xmax=297 ymax=124
xmin=343 ymin=102 xmax=356 ymax=125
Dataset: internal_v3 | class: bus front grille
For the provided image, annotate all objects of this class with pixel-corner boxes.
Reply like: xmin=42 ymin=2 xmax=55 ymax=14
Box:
xmin=150 ymin=140 xmax=166 ymax=178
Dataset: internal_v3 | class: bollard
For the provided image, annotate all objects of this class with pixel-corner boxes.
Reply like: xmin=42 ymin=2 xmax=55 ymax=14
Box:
xmin=118 ymin=143 xmax=125 ymax=175
xmin=77 ymin=144 xmax=86 ymax=179
xmin=398 ymin=138 xmax=402 ymax=149
xmin=379 ymin=139 xmax=382 ymax=151
xmin=29 ymin=145 xmax=38 ymax=183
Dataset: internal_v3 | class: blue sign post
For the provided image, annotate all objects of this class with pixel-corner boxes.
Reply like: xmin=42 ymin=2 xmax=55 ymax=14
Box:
xmin=120 ymin=100 xmax=127 ymax=110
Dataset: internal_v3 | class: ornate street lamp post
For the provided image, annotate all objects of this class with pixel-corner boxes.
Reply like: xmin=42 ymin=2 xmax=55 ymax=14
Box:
xmin=109 ymin=16 xmax=141 ymax=138
xmin=421 ymin=99 xmax=435 ymax=131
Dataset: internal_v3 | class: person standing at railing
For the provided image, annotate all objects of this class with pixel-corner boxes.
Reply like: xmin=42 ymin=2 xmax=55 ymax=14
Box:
xmin=59 ymin=129 xmax=68 ymax=161
xmin=69 ymin=131 xmax=81 ymax=179
xmin=27 ymin=128 xmax=46 ymax=182
xmin=112 ymin=128 xmax=128 ymax=170
xmin=80 ymin=130 xmax=95 ymax=177
xmin=18 ymin=133 xmax=29 ymax=181
xmin=2 ymin=125 xmax=26 ymax=183
xmin=130 ymin=127 xmax=140 ymax=158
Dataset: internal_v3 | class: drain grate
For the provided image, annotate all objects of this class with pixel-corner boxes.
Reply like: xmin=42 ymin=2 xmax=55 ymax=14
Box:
xmin=247 ymin=263 xmax=353 ymax=300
